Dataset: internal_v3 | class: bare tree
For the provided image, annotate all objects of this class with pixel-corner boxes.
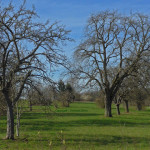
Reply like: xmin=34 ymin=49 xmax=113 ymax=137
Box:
xmin=115 ymin=58 xmax=150 ymax=113
xmin=113 ymin=85 xmax=130 ymax=115
xmin=126 ymin=75 xmax=148 ymax=111
xmin=114 ymin=95 xmax=122 ymax=115
xmin=72 ymin=11 xmax=150 ymax=117
xmin=0 ymin=1 xmax=70 ymax=139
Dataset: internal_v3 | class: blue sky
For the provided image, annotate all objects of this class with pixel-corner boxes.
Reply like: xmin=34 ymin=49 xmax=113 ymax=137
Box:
xmin=3 ymin=0 xmax=150 ymax=56
xmin=2 ymin=0 xmax=150 ymax=80
xmin=2 ymin=0 xmax=150 ymax=57
xmin=25 ymin=0 xmax=150 ymax=56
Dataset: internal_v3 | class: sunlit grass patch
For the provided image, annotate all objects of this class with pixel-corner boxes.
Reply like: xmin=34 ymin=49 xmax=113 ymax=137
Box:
xmin=0 ymin=102 xmax=150 ymax=149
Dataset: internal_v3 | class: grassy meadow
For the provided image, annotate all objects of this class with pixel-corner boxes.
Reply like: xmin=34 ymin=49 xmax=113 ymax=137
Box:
xmin=0 ymin=102 xmax=150 ymax=150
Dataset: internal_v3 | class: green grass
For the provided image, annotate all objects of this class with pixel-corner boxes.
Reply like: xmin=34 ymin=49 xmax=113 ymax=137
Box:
xmin=0 ymin=102 xmax=150 ymax=150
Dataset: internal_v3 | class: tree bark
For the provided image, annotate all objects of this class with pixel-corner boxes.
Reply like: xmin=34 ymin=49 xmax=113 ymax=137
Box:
xmin=67 ymin=100 xmax=70 ymax=107
xmin=124 ymin=100 xmax=129 ymax=113
xmin=137 ymin=102 xmax=142 ymax=111
xmin=16 ymin=102 xmax=21 ymax=137
xmin=105 ymin=96 xmax=112 ymax=117
xmin=116 ymin=104 xmax=120 ymax=115
xmin=29 ymin=99 xmax=32 ymax=111
xmin=3 ymin=90 xmax=15 ymax=140
xmin=6 ymin=104 xmax=14 ymax=140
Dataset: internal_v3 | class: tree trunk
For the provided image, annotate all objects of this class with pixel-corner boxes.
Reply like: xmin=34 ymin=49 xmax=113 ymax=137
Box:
xmin=29 ymin=99 xmax=32 ymax=111
xmin=6 ymin=104 xmax=14 ymax=139
xmin=137 ymin=102 xmax=142 ymax=111
xmin=116 ymin=104 xmax=120 ymax=115
xmin=66 ymin=100 xmax=70 ymax=107
xmin=105 ymin=96 xmax=112 ymax=117
xmin=124 ymin=100 xmax=129 ymax=113
xmin=16 ymin=102 xmax=21 ymax=137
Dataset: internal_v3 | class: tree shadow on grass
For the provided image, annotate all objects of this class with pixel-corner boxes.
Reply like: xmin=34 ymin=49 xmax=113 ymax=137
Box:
xmin=63 ymin=134 xmax=150 ymax=147
xmin=21 ymin=112 xmax=101 ymax=120
xmin=21 ymin=115 xmax=150 ymax=132
xmin=1 ymin=111 xmax=149 ymax=133
xmin=12 ymin=133 xmax=150 ymax=148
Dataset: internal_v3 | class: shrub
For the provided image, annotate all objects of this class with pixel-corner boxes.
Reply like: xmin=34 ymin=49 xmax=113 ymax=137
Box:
xmin=96 ymin=96 xmax=105 ymax=108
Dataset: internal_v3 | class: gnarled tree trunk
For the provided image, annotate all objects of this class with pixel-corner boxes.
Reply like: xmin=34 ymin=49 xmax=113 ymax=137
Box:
xmin=124 ymin=100 xmax=129 ymax=113
xmin=116 ymin=104 xmax=120 ymax=115
xmin=105 ymin=95 xmax=112 ymax=117
xmin=29 ymin=99 xmax=32 ymax=111
xmin=16 ymin=102 xmax=22 ymax=137
xmin=3 ymin=90 xmax=15 ymax=140
xmin=6 ymin=103 xmax=14 ymax=139
xmin=137 ymin=102 xmax=142 ymax=111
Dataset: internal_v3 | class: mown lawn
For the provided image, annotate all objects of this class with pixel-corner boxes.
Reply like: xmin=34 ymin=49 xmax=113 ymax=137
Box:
xmin=0 ymin=102 xmax=150 ymax=150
